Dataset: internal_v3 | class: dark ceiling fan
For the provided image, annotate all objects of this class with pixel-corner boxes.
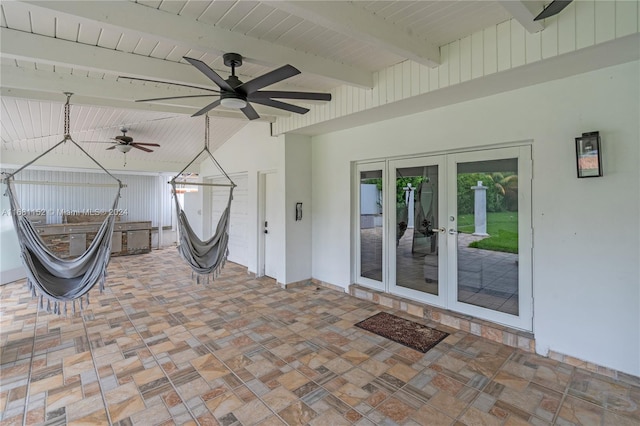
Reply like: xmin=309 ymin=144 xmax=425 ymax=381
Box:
xmin=122 ymin=53 xmax=332 ymax=120
xmin=534 ymin=0 xmax=573 ymax=21
xmin=83 ymin=127 xmax=160 ymax=153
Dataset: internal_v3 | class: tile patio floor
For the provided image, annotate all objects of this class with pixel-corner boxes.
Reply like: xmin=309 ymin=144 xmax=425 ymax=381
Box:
xmin=1 ymin=249 xmax=639 ymax=425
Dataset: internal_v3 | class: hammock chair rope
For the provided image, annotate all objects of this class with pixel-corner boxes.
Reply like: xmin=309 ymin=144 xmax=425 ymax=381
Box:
xmin=2 ymin=93 xmax=123 ymax=315
xmin=170 ymin=115 xmax=235 ymax=283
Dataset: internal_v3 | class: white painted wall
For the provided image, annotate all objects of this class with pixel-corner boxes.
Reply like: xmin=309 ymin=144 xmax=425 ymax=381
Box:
xmin=0 ymin=191 xmax=25 ymax=284
xmin=284 ymin=135 xmax=312 ymax=284
xmin=310 ymin=61 xmax=639 ymax=376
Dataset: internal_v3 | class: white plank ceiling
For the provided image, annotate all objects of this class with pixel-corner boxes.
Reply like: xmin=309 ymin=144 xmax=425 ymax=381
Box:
xmin=0 ymin=1 xmax=520 ymax=171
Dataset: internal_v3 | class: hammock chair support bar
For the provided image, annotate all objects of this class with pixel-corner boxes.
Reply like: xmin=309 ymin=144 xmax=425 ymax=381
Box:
xmin=170 ymin=181 xmax=235 ymax=188
xmin=11 ymin=180 xmax=126 ymax=188
xmin=3 ymin=138 xmax=123 ymax=188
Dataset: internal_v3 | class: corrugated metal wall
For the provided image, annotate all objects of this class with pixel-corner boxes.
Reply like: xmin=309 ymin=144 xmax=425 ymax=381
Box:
xmin=3 ymin=169 xmax=173 ymax=227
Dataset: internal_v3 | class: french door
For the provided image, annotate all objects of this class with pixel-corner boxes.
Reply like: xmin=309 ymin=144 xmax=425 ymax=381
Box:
xmin=388 ymin=156 xmax=447 ymax=308
xmin=355 ymin=146 xmax=532 ymax=331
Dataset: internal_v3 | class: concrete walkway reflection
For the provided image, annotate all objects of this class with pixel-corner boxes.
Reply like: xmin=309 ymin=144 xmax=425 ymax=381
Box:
xmin=361 ymin=227 xmax=519 ymax=315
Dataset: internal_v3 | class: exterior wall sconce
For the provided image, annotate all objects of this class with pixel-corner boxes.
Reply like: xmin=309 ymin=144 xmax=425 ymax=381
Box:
xmin=575 ymin=131 xmax=602 ymax=178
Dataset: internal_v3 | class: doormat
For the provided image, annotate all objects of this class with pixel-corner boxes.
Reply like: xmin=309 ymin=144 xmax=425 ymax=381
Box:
xmin=355 ymin=312 xmax=449 ymax=353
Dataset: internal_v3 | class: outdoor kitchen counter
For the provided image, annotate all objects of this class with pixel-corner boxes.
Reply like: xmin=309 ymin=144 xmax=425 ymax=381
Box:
xmin=35 ymin=221 xmax=152 ymax=258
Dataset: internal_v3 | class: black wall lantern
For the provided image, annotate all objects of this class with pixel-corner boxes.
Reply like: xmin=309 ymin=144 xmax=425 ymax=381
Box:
xmin=575 ymin=131 xmax=602 ymax=178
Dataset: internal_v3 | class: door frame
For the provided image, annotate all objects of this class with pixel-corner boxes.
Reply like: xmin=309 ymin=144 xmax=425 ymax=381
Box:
xmin=257 ymin=170 xmax=277 ymax=278
xmin=354 ymin=161 xmax=386 ymax=291
xmin=353 ymin=144 xmax=533 ymax=331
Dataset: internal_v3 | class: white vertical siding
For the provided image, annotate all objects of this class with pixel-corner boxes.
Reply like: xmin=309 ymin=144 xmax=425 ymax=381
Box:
xmin=483 ymin=25 xmax=498 ymax=74
xmin=595 ymin=0 xmax=616 ymax=43
xmin=497 ymin=21 xmax=511 ymax=71
xmin=273 ymin=0 xmax=639 ymax=135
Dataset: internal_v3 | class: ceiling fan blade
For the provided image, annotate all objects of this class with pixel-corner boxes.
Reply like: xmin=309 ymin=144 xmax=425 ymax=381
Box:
xmin=118 ymin=76 xmax=220 ymax=93
xmin=131 ymin=144 xmax=154 ymax=153
xmin=106 ymin=146 xmax=116 ymax=150
xmin=534 ymin=0 xmax=573 ymax=21
xmin=250 ymin=98 xmax=309 ymax=115
xmin=136 ymin=94 xmax=219 ymax=102
xmin=183 ymin=57 xmax=234 ymax=92
xmin=81 ymin=140 xmax=116 ymax=144
xmin=249 ymin=91 xmax=331 ymax=101
xmin=192 ymin=99 xmax=222 ymax=117
xmin=237 ymin=65 xmax=301 ymax=94
xmin=130 ymin=142 xmax=161 ymax=147
xmin=241 ymin=103 xmax=260 ymax=120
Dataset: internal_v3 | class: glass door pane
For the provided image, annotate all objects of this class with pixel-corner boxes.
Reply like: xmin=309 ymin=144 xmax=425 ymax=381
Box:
xmin=396 ymin=165 xmax=440 ymax=294
xmin=455 ymin=158 xmax=519 ymax=315
xmin=389 ymin=156 xmax=446 ymax=306
xmin=447 ymin=147 xmax=532 ymax=331
xmin=359 ymin=169 xmax=383 ymax=283
xmin=356 ymin=163 xmax=385 ymax=291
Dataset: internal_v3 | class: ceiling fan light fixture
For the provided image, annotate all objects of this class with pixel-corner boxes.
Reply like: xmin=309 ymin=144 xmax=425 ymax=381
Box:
xmin=116 ymin=144 xmax=133 ymax=153
xmin=220 ymin=96 xmax=247 ymax=110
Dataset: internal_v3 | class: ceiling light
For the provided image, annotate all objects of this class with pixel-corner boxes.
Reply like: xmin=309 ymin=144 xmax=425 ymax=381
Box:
xmin=116 ymin=144 xmax=133 ymax=153
xmin=220 ymin=97 xmax=247 ymax=109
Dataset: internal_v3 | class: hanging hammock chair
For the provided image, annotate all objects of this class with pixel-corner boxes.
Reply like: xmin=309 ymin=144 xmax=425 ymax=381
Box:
xmin=2 ymin=93 xmax=124 ymax=314
xmin=170 ymin=115 xmax=235 ymax=282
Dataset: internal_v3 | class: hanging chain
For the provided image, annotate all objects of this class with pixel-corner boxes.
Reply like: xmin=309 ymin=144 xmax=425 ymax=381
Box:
xmin=63 ymin=92 xmax=73 ymax=140
xmin=204 ymin=114 xmax=210 ymax=151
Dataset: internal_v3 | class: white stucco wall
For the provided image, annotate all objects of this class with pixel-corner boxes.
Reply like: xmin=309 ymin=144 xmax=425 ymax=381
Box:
xmin=310 ymin=61 xmax=640 ymax=376
xmin=284 ymin=134 xmax=313 ymax=284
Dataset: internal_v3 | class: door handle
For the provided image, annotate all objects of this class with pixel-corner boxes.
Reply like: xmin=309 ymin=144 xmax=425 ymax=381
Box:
xmin=426 ymin=222 xmax=446 ymax=236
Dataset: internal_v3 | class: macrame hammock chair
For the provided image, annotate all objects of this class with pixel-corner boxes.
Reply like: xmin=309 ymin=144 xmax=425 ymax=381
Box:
xmin=170 ymin=115 xmax=236 ymax=283
xmin=2 ymin=93 xmax=124 ymax=315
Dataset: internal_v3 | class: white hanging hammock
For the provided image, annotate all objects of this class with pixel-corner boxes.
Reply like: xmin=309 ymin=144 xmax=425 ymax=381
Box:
xmin=170 ymin=115 xmax=236 ymax=283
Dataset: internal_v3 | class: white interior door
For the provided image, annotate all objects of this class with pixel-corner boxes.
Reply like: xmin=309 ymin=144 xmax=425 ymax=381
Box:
xmin=264 ymin=172 xmax=278 ymax=279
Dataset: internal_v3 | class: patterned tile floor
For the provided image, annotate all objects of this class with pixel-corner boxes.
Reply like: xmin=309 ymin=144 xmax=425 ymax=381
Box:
xmin=1 ymin=249 xmax=639 ymax=425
